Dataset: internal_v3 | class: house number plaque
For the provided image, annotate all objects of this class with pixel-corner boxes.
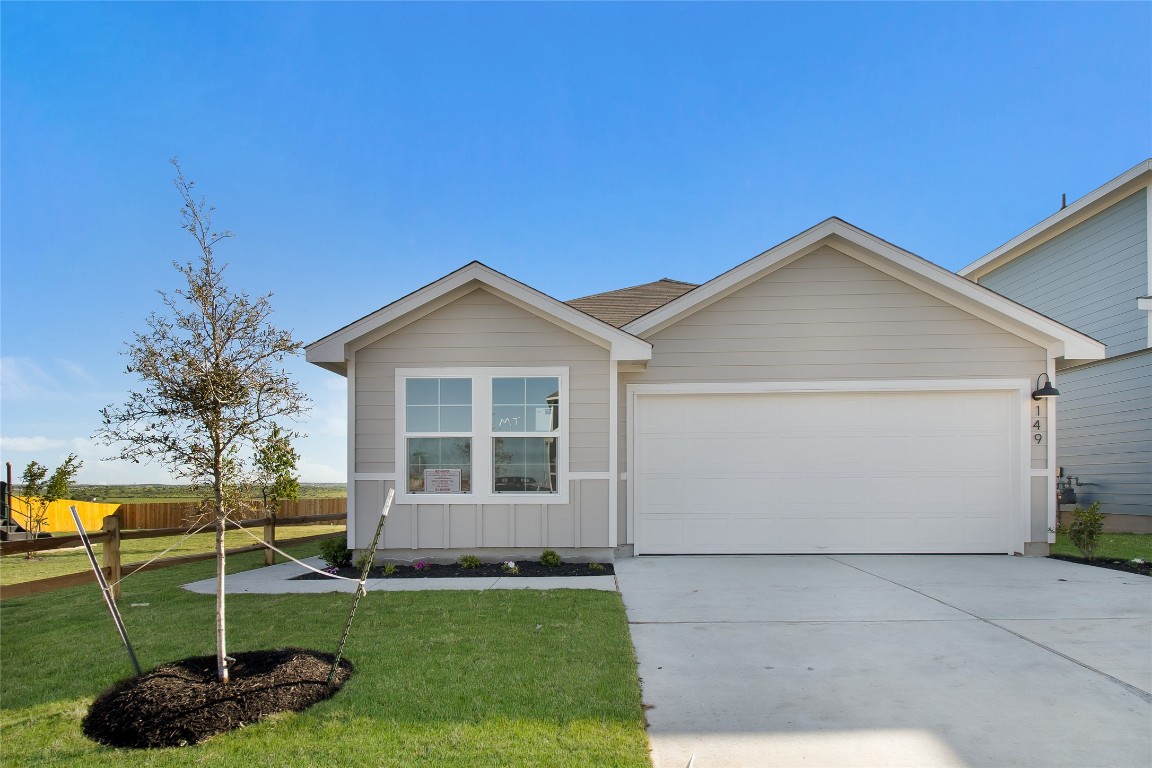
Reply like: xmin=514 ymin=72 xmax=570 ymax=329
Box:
xmin=1031 ymin=402 xmax=1047 ymax=469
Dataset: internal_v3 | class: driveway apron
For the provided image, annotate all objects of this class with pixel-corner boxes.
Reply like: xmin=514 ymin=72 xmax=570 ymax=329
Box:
xmin=615 ymin=555 xmax=1151 ymax=768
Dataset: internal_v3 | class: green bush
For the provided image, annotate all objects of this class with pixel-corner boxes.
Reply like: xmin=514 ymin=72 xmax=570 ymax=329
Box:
xmin=540 ymin=549 xmax=562 ymax=568
xmin=588 ymin=562 xmax=605 ymax=572
xmin=382 ymin=562 xmax=398 ymax=576
xmin=318 ymin=538 xmax=352 ymax=568
xmin=354 ymin=551 xmax=375 ymax=572
xmin=457 ymin=554 xmax=482 ymax=569
xmin=1068 ymin=501 xmax=1105 ymax=560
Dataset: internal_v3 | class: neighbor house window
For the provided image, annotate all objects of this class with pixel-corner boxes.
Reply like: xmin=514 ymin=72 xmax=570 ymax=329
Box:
xmin=398 ymin=368 xmax=567 ymax=502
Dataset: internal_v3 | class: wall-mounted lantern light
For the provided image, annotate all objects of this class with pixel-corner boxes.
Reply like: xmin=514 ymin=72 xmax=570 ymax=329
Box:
xmin=1031 ymin=373 xmax=1060 ymax=400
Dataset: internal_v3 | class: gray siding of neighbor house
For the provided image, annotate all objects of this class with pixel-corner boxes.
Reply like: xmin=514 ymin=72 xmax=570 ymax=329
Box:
xmin=352 ymin=287 xmax=613 ymax=552
xmin=618 ymin=244 xmax=1048 ymax=544
xmin=977 ymin=189 xmax=1148 ymax=355
xmin=1056 ymin=350 xmax=1152 ymax=517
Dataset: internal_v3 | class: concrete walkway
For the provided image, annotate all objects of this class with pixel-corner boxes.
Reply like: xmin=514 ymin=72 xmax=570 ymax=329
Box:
xmin=182 ymin=556 xmax=617 ymax=594
xmin=615 ymin=555 xmax=1152 ymax=768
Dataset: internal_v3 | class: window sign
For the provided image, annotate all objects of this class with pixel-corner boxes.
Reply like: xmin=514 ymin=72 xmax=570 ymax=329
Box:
xmin=424 ymin=469 xmax=462 ymax=494
xmin=535 ymin=406 xmax=554 ymax=432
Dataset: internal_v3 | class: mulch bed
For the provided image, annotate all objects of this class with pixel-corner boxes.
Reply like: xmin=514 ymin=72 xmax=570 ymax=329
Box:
xmin=1048 ymin=554 xmax=1151 ymax=577
xmin=82 ymin=648 xmax=353 ymax=748
xmin=295 ymin=560 xmax=613 ymax=581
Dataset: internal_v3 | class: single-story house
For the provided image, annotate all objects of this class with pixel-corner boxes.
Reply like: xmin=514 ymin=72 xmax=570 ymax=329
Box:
xmin=306 ymin=218 xmax=1104 ymax=560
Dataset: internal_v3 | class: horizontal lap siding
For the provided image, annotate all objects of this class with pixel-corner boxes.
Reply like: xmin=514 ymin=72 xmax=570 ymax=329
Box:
xmin=1056 ymin=351 xmax=1152 ymax=515
xmin=978 ymin=189 xmax=1148 ymax=354
xmin=618 ymin=245 xmax=1046 ymax=543
xmin=353 ymin=287 xmax=612 ymax=550
xmin=634 ymin=246 xmax=1045 ymax=383
xmin=355 ymin=287 xmax=609 ymax=474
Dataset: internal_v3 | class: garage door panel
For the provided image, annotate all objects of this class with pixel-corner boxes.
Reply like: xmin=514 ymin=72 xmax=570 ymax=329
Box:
xmin=635 ymin=390 xmax=1016 ymax=554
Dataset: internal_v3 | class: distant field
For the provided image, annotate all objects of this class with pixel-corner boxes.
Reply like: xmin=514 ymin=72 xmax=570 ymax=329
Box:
xmin=60 ymin=483 xmax=347 ymax=504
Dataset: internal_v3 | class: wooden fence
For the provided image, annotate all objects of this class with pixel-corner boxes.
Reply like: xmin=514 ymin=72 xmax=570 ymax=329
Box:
xmin=116 ymin=497 xmax=346 ymax=530
xmin=0 ymin=511 xmax=346 ymax=600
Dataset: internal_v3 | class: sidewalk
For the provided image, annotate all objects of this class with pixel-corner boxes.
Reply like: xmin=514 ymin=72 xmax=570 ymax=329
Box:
xmin=182 ymin=556 xmax=618 ymax=594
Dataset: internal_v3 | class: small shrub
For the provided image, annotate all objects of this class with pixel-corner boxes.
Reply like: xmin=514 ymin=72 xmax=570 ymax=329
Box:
xmin=457 ymin=554 xmax=482 ymax=569
xmin=588 ymin=562 xmax=605 ymax=572
xmin=318 ymin=538 xmax=352 ymax=568
xmin=501 ymin=560 xmax=519 ymax=575
xmin=382 ymin=562 xmax=398 ymax=576
xmin=354 ymin=551 xmax=374 ymax=572
xmin=540 ymin=549 xmax=562 ymax=567
xmin=413 ymin=560 xmax=431 ymax=571
xmin=1067 ymin=501 xmax=1105 ymax=560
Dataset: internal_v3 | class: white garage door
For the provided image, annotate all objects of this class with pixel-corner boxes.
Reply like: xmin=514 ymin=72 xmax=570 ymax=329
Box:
xmin=634 ymin=390 xmax=1017 ymax=554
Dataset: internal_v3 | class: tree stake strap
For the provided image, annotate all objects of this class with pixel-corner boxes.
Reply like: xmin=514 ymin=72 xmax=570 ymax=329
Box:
xmin=71 ymin=506 xmax=142 ymax=676
xmin=328 ymin=488 xmax=394 ymax=687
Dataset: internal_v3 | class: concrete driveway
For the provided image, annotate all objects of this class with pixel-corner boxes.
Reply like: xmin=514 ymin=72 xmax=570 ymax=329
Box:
xmin=615 ymin=555 xmax=1151 ymax=768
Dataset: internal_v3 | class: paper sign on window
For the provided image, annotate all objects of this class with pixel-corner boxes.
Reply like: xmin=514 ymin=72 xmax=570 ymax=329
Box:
xmin=535 ymin=406 xmax=554 ymax=432
xmin=424 ymin=469 xmax=461 ymax=493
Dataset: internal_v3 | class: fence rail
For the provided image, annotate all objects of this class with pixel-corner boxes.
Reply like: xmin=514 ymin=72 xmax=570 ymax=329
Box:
xmin=0 ymin=511 xmax=346 ymax=600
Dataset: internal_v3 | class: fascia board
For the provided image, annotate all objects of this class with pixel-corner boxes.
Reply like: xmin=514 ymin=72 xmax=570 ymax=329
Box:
xmin=959 ymin=160 xmax=1152 ymax=280
xmin=306 ymin=262 xmax=651 ymax=368
xmin=828 ymin=230 xmax=1105 ymax=361
xmin=624 ymin=219 xmax=840 ymax=336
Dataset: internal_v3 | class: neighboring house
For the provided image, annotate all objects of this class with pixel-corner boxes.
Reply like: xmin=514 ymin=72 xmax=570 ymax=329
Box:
xmin=960 ymin=160 xmax=1152 ymax=532
xmin=307 ymin=218 xmax=1102 ymax=560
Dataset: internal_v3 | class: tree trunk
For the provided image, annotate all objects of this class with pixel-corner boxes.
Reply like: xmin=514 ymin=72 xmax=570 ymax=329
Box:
xmin=214 ymin=464 xmax=229 ymax=684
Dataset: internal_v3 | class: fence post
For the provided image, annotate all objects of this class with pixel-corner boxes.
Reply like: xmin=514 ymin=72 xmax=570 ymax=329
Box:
xmin=102 ymin=515 xmax=121 ymax=599
xmin=264 ymin=513 xmax=276 ymax=566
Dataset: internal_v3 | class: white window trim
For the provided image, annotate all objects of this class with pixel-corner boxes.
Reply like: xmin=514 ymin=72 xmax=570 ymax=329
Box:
xmin=396 ymin=367 xmax=570 ymax=505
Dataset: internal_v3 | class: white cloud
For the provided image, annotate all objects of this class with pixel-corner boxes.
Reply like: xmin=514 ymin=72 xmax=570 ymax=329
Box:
xmin=0 ymin=357 xmax=61 ymax=400
xmin=0 ymin=356 xmax=109 ymax=402
xmin=0 ymin=435 xmax=67 ymax=452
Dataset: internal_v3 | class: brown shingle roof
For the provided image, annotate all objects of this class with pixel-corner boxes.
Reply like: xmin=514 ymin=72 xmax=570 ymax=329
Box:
xmin=566 ymin=278 xmax=698 ymax=328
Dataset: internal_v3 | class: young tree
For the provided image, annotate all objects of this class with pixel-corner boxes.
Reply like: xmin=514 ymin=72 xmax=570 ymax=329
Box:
xmin=16 ymin=454 xmax=82 ymax=554
xmin=254 ymin=424 xmax=301 ymax=515
xmin=97 ymin=160 xmax=309 ymax=683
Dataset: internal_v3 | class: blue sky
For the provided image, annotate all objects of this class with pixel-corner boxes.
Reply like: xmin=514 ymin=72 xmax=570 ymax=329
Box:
xmin=2 ymin=2 xmax=1150 ymax=484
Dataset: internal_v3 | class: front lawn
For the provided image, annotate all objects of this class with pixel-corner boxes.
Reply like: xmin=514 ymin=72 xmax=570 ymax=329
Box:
xmin=0 ymin=542 xmax=650 ymax=767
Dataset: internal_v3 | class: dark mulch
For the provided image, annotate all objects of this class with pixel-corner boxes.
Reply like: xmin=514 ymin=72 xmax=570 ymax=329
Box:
xmin=1049 ymin=554 xmax=1151 ymax=577
xmin=82 ymin=648 xmax=353 ymax=749
xmin=295 ymin=559 xmax=613 ymax=581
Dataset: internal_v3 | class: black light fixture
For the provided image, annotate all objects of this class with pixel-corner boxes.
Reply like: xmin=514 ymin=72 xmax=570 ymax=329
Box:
xmin=1031 ymin=373 xmax=1060 ymax=400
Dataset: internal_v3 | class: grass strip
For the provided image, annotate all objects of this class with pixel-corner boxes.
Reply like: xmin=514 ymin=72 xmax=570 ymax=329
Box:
xmin=1050 ymin=531 xmax=1152 ymax=561
xmin=0 ymin=541 xmax=650 ymax=768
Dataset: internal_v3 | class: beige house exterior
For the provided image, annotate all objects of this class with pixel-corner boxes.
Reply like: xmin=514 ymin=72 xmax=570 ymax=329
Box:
xmin=307 ymin=218 xmax=1103 ymax=560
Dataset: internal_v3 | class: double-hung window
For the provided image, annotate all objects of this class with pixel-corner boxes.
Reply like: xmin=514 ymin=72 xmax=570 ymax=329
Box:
xmin=397 ymin=368 xmax=567 ymax=503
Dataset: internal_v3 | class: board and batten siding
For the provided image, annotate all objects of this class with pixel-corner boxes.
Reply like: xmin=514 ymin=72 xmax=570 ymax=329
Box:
xmin=618 ymin=245 xmax=1048 ymax=544
xmin=352 ymin=287 xmax=613 ymax=551
xmin=977 ymin=189 xmax=1148 ymax=355
xmin=1056 ymin=350 xmax=1152 ymax=517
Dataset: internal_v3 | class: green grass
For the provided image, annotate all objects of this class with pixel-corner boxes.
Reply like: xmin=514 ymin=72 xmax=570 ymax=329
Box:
xmin=65 ymin=484 xmax=348 ymax=504
xmin=0 ymin=541 xmax=650 ymax=767
xmin=1050 ymin=531 xmax=1152 ymax=561
xmin=0 ymin=525 xmax=345 ymax=586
